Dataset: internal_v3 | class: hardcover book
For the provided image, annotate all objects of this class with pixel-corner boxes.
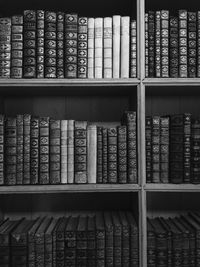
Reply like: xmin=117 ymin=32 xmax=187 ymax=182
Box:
xmin=145 ymin=13 xmax=149 ymax=77
xmin=0 ymin=115 xmax=4 ymax=185
xmin=57 ymin=12 xmax=64 ymax=78
xmin=146 ymin=116 xmax=152 ymax=183
xmin=152 ymin=116 xmax=160 ymax=183
xmin=36 ymin=10 xmax=45 ymax=78
xmin=61 ymin=120 xmax=68 ymax=184
xmin=130 ymin=20 xmax=137 ymax=78
xmin=169 ymin=16 xmax=178 ymax=78
xmin=179 ymin=10 xmax=188 ymax=78
xmin=160 ymin=116 xmax=169 ymax=183
xmin=30 ymin=117 xmax=39 ymax=184
xmin=87 ymin=18 xmax=94 ymax=79
xmin=103 ymin=17 xmax=112 ymax=78
xmin=94 ymin=18 xmax=103 ymax=78
xmin=67 ymin=120 xmax=74 ymax=184
xmin=97 ymin=126 xmax=103 ymax=183
xmin=87 ymin=124 xmax=97 ymax=183
xmin=148 ymin=11 xmax=155 ymax=77
xmin=87 ymin=216 xmax=96 ymax=267
xmin=155 ymin=11 xmax=161 ymax=78
xmin=96 ymin=213 xmax=105 ymax=266
xmin=102 ymin=128 xmax=108 ymax=183
xmin=108 ymin=127 xmax=117 ymax=183
xmin=23 ymin=114 xmax=31 ymax=184
xmin=121 ymin=16 xmax=130 ymax=78
xmin=188 ymin=12 xmax=197 ymax=78
xmin=161 ymin=10 xmax=169 ymax=77
xmin=117 ymin=125 xmax=127 ymax=183
xmin=77 ymin=216 xmax=87 ymax=267
xmin=16 ymin=114 xmax=23 ymax=184
xmin=78 ymin=17 xmax=88 ymax=78
xmin=112 ymin=212 xmax=122 ymax=267
xmin=113 ymin=15 xmax=121 ymax=78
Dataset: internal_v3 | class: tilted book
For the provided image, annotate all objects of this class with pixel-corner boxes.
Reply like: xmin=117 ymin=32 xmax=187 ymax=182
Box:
xmin=121 ymin=16 xmax=130 ymax=78
xmin=94 ymin=18 xmax=103 ymax=78
xmin=103 ymin=17 xmax=112 ymax=78
xmin=57 ymin=12 xmax=64 ymax=78
xmin=36 ymin=10 xmax=45 ymax=78
xmin=78 ymin=17 xmax=88 ymax=78
xmin=87 ymin=124 xmax=97 ymax=183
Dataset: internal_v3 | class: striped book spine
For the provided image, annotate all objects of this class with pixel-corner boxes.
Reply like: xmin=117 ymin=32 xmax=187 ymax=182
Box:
xmin=102 ymin=128 xmax=108 ymax=183
xmin=67 ymin=120 xmax=74 ymax=184
xmin=97 ymin=127 xmax=103 ymax=183
xmin=197 ymin=11 xmax=200 ymax=77
xmin=108 ymin=127 xmax=117 ymax=183
xmin=118 ymin=126 xmax=127 ymax=183
xmin=148 ymin=11 xmax=155 ymax=77
xmin=23 ymin=114 xmax=31 ymax=184
xmin=169 ymin=16 xmax=178 ymax=78
xmin=188 ymin=12 xmax=197 ymax=78
xmin=145 ymin=13 xmax=149 ymax=77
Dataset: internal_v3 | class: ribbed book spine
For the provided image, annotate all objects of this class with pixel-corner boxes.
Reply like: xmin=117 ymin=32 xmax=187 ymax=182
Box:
xmin=161 ymin=10 xmax=169 ymax=77
xmin=16 ymin=114 xmax=23 ymax=184
xmin=0 ymin=115 xmax=4 ymax=185
xmin=87 ymin=18 xmax=94 ymax=78
xmin=0 ymin=18 xmax=11 ymax=78
xmin=169 ymin=16 xmax=178 ymax=78
xmin=145 ymin=13 xmax=149 ymax=77
xmin=104 ymin=212 xmax=114 ymax=266
xmin=23 ymin=10 xmax=36 ymax=78
xmin=155 ymin=11 xmax=161 ymax=78
xmin=152 ymin=116 xmax=160 ymax=183
xmin=121 ymin=16 xmax=130 ymax=78
xmin=112 ymin=212 xmax=122 ymax=267
xmin=118 ymin=126 xmax=127 ymax=183
xmin=23 ymin=114 xmax=31 ymax=184
xmin=183 ymin=113 xmax=191 ymax=183
xmin=95 ymin=18 xmax=103 ymax=78
xmin=67 ymin=120 xmax=74 ymax=184
xmin=198 ymin=12 xmax=200 ymax=77
xmin=61 ymin=120 xmax=68 ymax=184
xmin=148 ymin=11 xmax=155 ymax=77
xmin=50 ymin=119 xmax=61 ymax=184
xmin=188 ymin=12 xmax=197 ymax=78
xmin=96 ymin=213 xmax=105 ymax=267
xmin=102 ymin=128 xmax=108 ymax=183
xmin=45 ymin=11 xmax=57 ymax=78
xmin=65 ymin=14 xmax=78 ymax=78
xmin=97 ymin=127 xmax=103 ymax=183
xmin=113 ymin=15 xmax=121 ymax=78
xmin=77 ymin=216 xmax=87 ymax=266
xmin=78 ymin=17 xmax=88 ymax=78
xmin=30 ymin=117 xmax=39 ymax=184
xmin=130 ymin=20 xmax=137 ymax=78
xmin=160 ymin=116 xmax=169 ymax=183
xmin=191 ymin=117 xmax=200 ymax=183
xmin=87 ymin=124 xmax=97 ymax=183
xmin=108 ymin=127 xmax=117 ymax=183
xmin=11 ymin=15 xmax=23 ymax=78
xmin=103 ymin=17 xmax=112 ymax=78
xmin=36 ymin=10 xmax=45 ymax=78
xmin=179 ymin=10 xmax=188 ymax=78
xmin=146 ymin=116 xmax=152 ymax=183
xmin=87 ymin=216 xmax=96 ymax=267
xmin=57 ymin=12 xmax=64 ymax=78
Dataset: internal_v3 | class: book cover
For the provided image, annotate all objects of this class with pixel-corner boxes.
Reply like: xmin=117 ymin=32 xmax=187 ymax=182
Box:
xmin=61 ymin=120 xmax=68 ymax=184
xmin=16 ymin=114 xmax=23 ymax=184
xmin=161 ymin=10 xmax=169 ymax=77
xmin=103 ymin=17 xmax=112 ymax=78
xmin=117 ymin=125 xmax=127 ymax=183
xmin=113 ymin=15 xmax=121 ymax=78
xmin=78 ymin=17 xmax=88 ymax=78
xmin=57 ymin=12 xmax=64 ymax=78
xmin=188 ymin=12 xmax=197 ymax=78
xmin=130 ymin=19 xmax=137 ymax=78
xmin=23 ymin=114 xmax=31 ymax=184
xmin=179 ymin=10 xmax=188 ymax=78
xmin=87 ymin=124 xmax=97 ymax=183
xmin=97 ymin=126 xmax=103 ymax=183
xmin=169 ymin=16 xmax=178 ymax=78
xmin=94 ymin=18 xmax=103 ymax=78
xmin=36 ymin=10 xmax=45 ymax=78
xmin=30 ymin=117 xmax=39 ymax=184
xmin=87 ymin=18 xmax=94 ymax=79
xmin=121 ymin=16 xmax=130 ymax=78
xmin=108 ymin=127 xmax=117 ymax=183
xmin=67 ymin=120 xmax=74 ymax=184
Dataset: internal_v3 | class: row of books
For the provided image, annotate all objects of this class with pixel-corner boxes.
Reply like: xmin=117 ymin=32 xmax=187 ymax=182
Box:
xmin=0 ymin=211 xmax=139 ymax=267
xmin=147 ymin=212 xmax=200 ymax=267
xmin=0 ymin=10 xmax=137 ymax=79
xmin=146 ymin=114 xmax=200 ymax=184
xmin=0 ymin=111 xmax=137 ymax=185
xmin=145 ymin=10 xmax=200 ymax=78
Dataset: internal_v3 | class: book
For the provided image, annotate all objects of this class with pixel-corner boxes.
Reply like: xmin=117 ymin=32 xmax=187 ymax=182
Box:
xmin=94 ymin=18 xmax=103 ymax=78
xmin=121 ymin=16 xmax=130 ymax=78
xmin=23 ymin=114 xmax=31 ymax=184
xmin=0 ymin=115 xmax=4 ymax=185
xmin=191 ymin=116 xmax=200 ymax=183
xmin=160 ymin=116 xmax=169 ymax=183
xmin=188 ymin=12 xmax=197 ymax=78
xmin=119 ymin=211 xmax=130 ymax=267
xmin=108 ymin=127 xmax=117 ymax=183
xmin=169 ymin=16 xmax=179 ymax=78
xmin=118 ymin=125 xmax=127 ymax=183
xmin=148 ymin=11 xmax=155 ymax=77
xmin=113 ymin=15 xmax=121 ymax=78
xmin=67 ymin=120 xmax=74 ymax=184
xmin=16 ymin=114 xmax=23 ymax=184
xmin=97 ymin=126 xmax=103 ymax=183
xmin=147 ymin=218 xmax=156 ymax=267
xmin=57 ymin=12 xmax=64 ymax=78
xmin=30 ymin=117 xmax=39 ymax=184
xmin=77 ymin=216 xmax=87 ymax=267
xmin=161 ymin=10 xmax=169 ymax=77
xmin=104 ymin=212 xmax=113 ymax=266
xmin=87 ymin=124 xmax=97 ymax=183
xmin=87 ymin=216 xmax=96 ymax=267
xmin=145 ymin=13 xmax=149 ymax=77
xmin=78 ymin=17 xmax=88 ymax=78
xmin=102 ymin=128 xmax=108 ymax=183
xmin=155 ymin=11 xmax=161 ymax=78
xmin=179 ymin=10 xmax=188 ymax=78
xmin=36 ymin=10 xmax=45 ymax=78
xmin=112 ymin=212 xmax=122 ymax=267
xmin=61 ymin=120 xmax=68 ymax=184
xmin=130 ymin=20 xmax=137 ymax=78
xmin=87 ymin=18 xmax=95 ymax=79
xmin=96 ymin=212 xmax=105 ymax=266
xmin=198 ymin=11 xmax=200 ymax=77
xmin=103 ymin=17 xmax=112 ymax=78
xmin=56 ymin=217 xmax=69 ymax=267
xmin=146 ymin=116 xmax=152 ymax=183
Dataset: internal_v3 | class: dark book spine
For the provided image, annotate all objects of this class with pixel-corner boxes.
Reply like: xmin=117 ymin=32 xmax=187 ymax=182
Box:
xmin=65 ymin=14 xmax=78 ymax=78
xmin=130 ymin=20 xmax=137 ymax=78
xmin=148 ymin=11 xmax=155 ymax=77
xmin=0 ymin=18 xmax=11 ymax=78
xmin=35 ymin=233 xmax=45 ymax=267
xmin=112 ymin=213 xmax=122 ymax=267
xmin=45 ymin=11 xmax=57 ymax=78
xmin=23 ymin=114 xmax=31 ymax=184
xmin=78 ymin=17 xmax=88 ymax=78
xmin=160 ymin=117 xmax=169 ymax=183
xmin=104 ymin=213 xmax=113 ymax=267
xmin=23 ymin=10 xmax=36 ymax=78
xmin=87 ymin=217 xmax=96 ymax=267
xmin=161 ymin=10 xmax=169 ymax=77
xmin=188 ymin=12 xmax=197 ymax=78
xmin=146 ymin=116 xmax=152 ymax=183
xmin=197 ymin=12 xmax=200 ymax=77
xmin=183 ymin=113 xmax=191 ymax=183
xmin=77 ymin=220 xmax=87 ymax=267
xmin=179 ymin=10 xmax=188 ymax=78
xmin=147 ymin=220 xmax=156 ymax=267
xmin=39 ymin=117 xmax=50 ymax=184
xmin=117 ymin=126 xmax=127 ymax=183
xmin=108 ymin=127 xmax=117 ymax=183
xmin=96 ymin=214 xmax=105 ymax=267
xmin=30 ymin=117 xmax=39 ymax=184
xmin=0 ymin=115 xmax=4 ymax=185
xmin=36 ymin=10 xmax=45 ymax=78
xmin=191 ymin=117 xmax=200 ymax=183
xmin=11 ymin=15 xmax=23 ymax=78
xmin=57 ymin=12 xmax=64 ymax=78
xmin=44 ymin=232 xmax=53 ymax=267
xmin=65 ymin=229 xmax=76 ymax=267
xmin=152 ymin=116 xmax=160 ymax=183
xmin=145 ymin=13 xmax=149 ymax=77
xmin=16 ymin=114 xmax=23 ymax=184
xmin=5 ymin=117 xmax=17 ymax=185
xmin=97 ymin=127 xmax=103 ymax=183
xmin=50 ymin=119 xmax=61 ymax=184
xmin=155 ymin=11 xmax=161 ymax=78
xmin=102 ymin=128 xmax=108 ymax=183
xmin=169 ymin=16 xmax=179 ymax=78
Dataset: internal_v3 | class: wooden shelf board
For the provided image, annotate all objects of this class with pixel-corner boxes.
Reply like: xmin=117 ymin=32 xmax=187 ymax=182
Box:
xmin=145 ymin=183 xmax=200 ymax=192
xmin=0 ymin=184 xmax=141 ymax=194
xmin=143 ymin=78 xmax=200 ymax=86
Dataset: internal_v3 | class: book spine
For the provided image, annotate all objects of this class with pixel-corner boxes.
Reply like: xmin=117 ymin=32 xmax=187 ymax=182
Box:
xmin=183 ymin=114 xmax=191 ymax=183
xmin=152 ymin=116 xmax=160 ymax=183
xmin=36 ymin=10 xmax=45 ymax=78
xmin=130 ymin=20 xmax=137 ymax=78
xmin=191 ymin=117 xmax=200 ymax=183
xmin=0 ymin=115 xmax=4 ymax=184
xmin=169 ymin=16 xmax=179 ymax=78
xmin=30 ymin=117 xmax=39 ymax=184
xmin=77 ymin=221 xmax=87 ymax=266
xmin=35 ymin=233 xmax=45 ymax=267
xmin=121 ymin=16 xmax=130 ymax=78
xmin=146 ymin=116 xmax=152 ymax=183
xmin=179 ymin=10 xmax=188 ymax=78
xmin=155 ymin=11 xmax=161 ymax=78
xmin=65 ymin=229 xmax=76 ymax=267
xmin=87 ymin=218 xmax=96 ymax=267
xmin=23 ymin=114 xmax=31 ymax=184
xmin=160 ymin=117 xmax=169 ymax=183
xmin=78 ymin=17 xmax=88 ymax=78
xmin=118 ymin=126 xmax=127 ymax=183
xmin=11 ymin=15 xmax=23 ymax=78
xmin=145 ymin=13 xmax=149 ymax=77
xmin=147 ymin=223 xmax=156 ymax=267
xmin=65 ymin=14 xmax=78 ymax=78
xmin=103 ymin=17 xmax=112 ymax=78
xmin=113 ymin=15 xmax=121 ymax=78
xmin=50 ymin=119 xmax=61 ymax=184
xmin=74 ymin=121 xmax=87 ymax=183
xmin=113 ymin=216 xmax=122 ymax=266
xmin=94 ymin=18 xmax=103 ymax=78
xmin=148 ymin=11 xmax=155 ymax=77
xmin=56 ymin=230 xmax=65 ymax=267
xmin=97 ymin=127 xmax=103 ymax=183
xmin=57 ymin=12 xmax=64 ymax=78
xmin=197 ymin=12 xmax=200 ymax=77
xmin=0 ymin=18 xmax=11 ymax=78
xmin=45 ymin=11 xmax=57 ymax=78
xmin=96 ymin=215 xmax=105 ymax=267
xmin=39 ymin=117 xmax=50 ymax=184
xmin=188 ymin=12 xmax=197 ymax=78
xmin=44 ymin=232 xmax=53 ymax=267
xmin=23 ymin=10 xmax=36 ymax=78
xmin=16 ymin=114 xmax=23 ymax=184
xmin=87 ymin=18 xmax=94 ymax=79
xmin=61 ymin=120 xmax=68 ymax=184
xmin=102 ymin=128 xmax=108 ymax=183
xmin=108 ymin=127 xmax=117 ymax=183
xmin=87 ymin=125 xmax=97 ymax=183
xmin=67 ymin=120 xmax=74 ymax=184
xmin=161 ymin=10 xmax=169 ymax=77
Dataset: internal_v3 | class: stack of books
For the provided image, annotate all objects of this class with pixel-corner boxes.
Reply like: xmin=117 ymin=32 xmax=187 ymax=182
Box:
xmin=0 ymin=211 xmax=139 ymax=267
xmin=0 ymin=110 xmax=137 ymax=185
xmin=0 ymin=11 xmax=137 ymax=79
xmin=148 ymin=212 xmax=200 ymax=267
xmin=145 ymin=10 xmax=200 ymax=78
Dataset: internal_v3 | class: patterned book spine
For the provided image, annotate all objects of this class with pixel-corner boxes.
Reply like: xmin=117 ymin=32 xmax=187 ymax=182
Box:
xmin=77 ymin=216 xmax=87 ymax=266
xmin=65 ymin=14 xmax=78 ymax=78
xmin=97 ymin=126 xmax=103 ymax=183
xmin=146 ymin=116 xmax=152 ymax=183
xmin=0 ymin=115 xmax=4 ymax=185
xmin=103 ymin=17 xmax=112 ymax=78
xmin=23 ymin=10 xmax=36 ymax=78
xmin=50 ymin=119 xmax=61 ymax=184
xmin=57 ymin=12 xmax=64 ymax=78
xmin=94 ymin=18 xmax=103 ymax=78
xmin=152 ymin=116 xmax=160 ymax=183
xmin=5 ymin=117 xmax=16 ymax=185
xmin=160 ymin=117 xmax=169 ymax=183
xmin=39 ymin=117 xmax=49 ymax=184
xmin=147 ymin=219 xmax=156 ymax=267
xmin=155 ymin=11 xmax=161 ymax=78
xmin=119 ymin=212 xmax=130 ymax=267
xmin=118 ymin=126 xmax=127 ymax=183
xmin=102 ymin=128 xmax=108 ymax=183
xmin=87 ymin=124 xmax=97 ymax=183
xmin=179 ymin=10 xmax=188 ymax=78
xmin=87 ymin=18 xmax=94 ymax=78
xmin=188 ymin=12 xmax=197 ymax=78
xmin=130 ymin=20 xmax=137 ymax=78
xmin=161 ymin=10 xmax=169 ymax=77
xmin=74 ymin=121 xmax=87 ymax=183
xmin=11 ymin=15 xmax=23 ymax=78
xmin=198 ymin=12 xmax=200 ymax=77
xmin=113 ymin=15 xmax=121 ymax=78
xmin=148 ymin=11 xmax=155 ymax=77
xmin=36 ymin=10 xmax=45 ymax=78
xmin=108 ymin=127 xmax=117 ymax=183
xmin=78 ymin=17 xmax=88 ymax=78
xmin=30 ymin=117 xmax=39 ymax=184
xmin=121 ymin=16 xmax=130 ymax=78
xmin=183 ymin=113 xmax=191 ymax=183
xmin=23 ymin=114 xmax=31 ymax=184
xmin=67 ymin=120 xmax=74 ymax=184
xmin=45 ymin=11 xmax=57 ymax=78
xmin=16 ymin=114 xmax=23 ymax=184
xmin=112 ymin=212 xmax=122 ymax=267
xmin=87 ymin=216 xmax=96 ymax=267
xmin=191 ymin=117 xmax=200 ymax=183
xmin=169 ymin=16 xmax=179 ymax=78
xmin=0 ymin=18 xmax=11 ymax=78
xmin=61 ymin=120 xmax=68 ymax=184
xmin=145 ymin=13 xmax=149 ymax=77
xmin=96 ymin=213 xmax=105 ymax=267
xmin=104 ymin=212 xmax=114 ymax=266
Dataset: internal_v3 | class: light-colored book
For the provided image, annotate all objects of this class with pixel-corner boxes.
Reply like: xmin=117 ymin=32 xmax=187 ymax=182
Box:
xmin=61 ymin=120 xmax=68 ymax=184
xmin=104 ymin=17 xmax=112 ymax=78
xmin=94 ymin=17 xmax=103 ymax=78
xmin=87 ymin=124 xmax=97 ymax=183
xmin=67 ymin=120 xmax=74 ymax=184
xmin=121 ymin=16 xmax=130 ymax=78
xmin=113 ymin=15 xmax=121 ymax=78
xmin=88 ymin=18 xmax=95 ymax=78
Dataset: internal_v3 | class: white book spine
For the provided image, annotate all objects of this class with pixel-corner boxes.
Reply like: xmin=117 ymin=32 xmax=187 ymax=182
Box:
xmin=121 ymin=16 xmax=130 ymax=78
xmin=113 ymin=15 xmax=121 ymax=78
xmin=103 ymin=17 xmax=112 ymax=78
xmin=88 ymin=18 xmax=95 ymax=79
xmin=87 ymin=125 xmax=97 ymax=183
xmin=130 ymin=20 xmax=137 ymax=78
xmin=94 ymin=17 xmax=103 ymax=78
xmin=61 ymin=120 xmax=68 ymax=184
xmin=67 ymin=120 xmax=74 ymax=184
